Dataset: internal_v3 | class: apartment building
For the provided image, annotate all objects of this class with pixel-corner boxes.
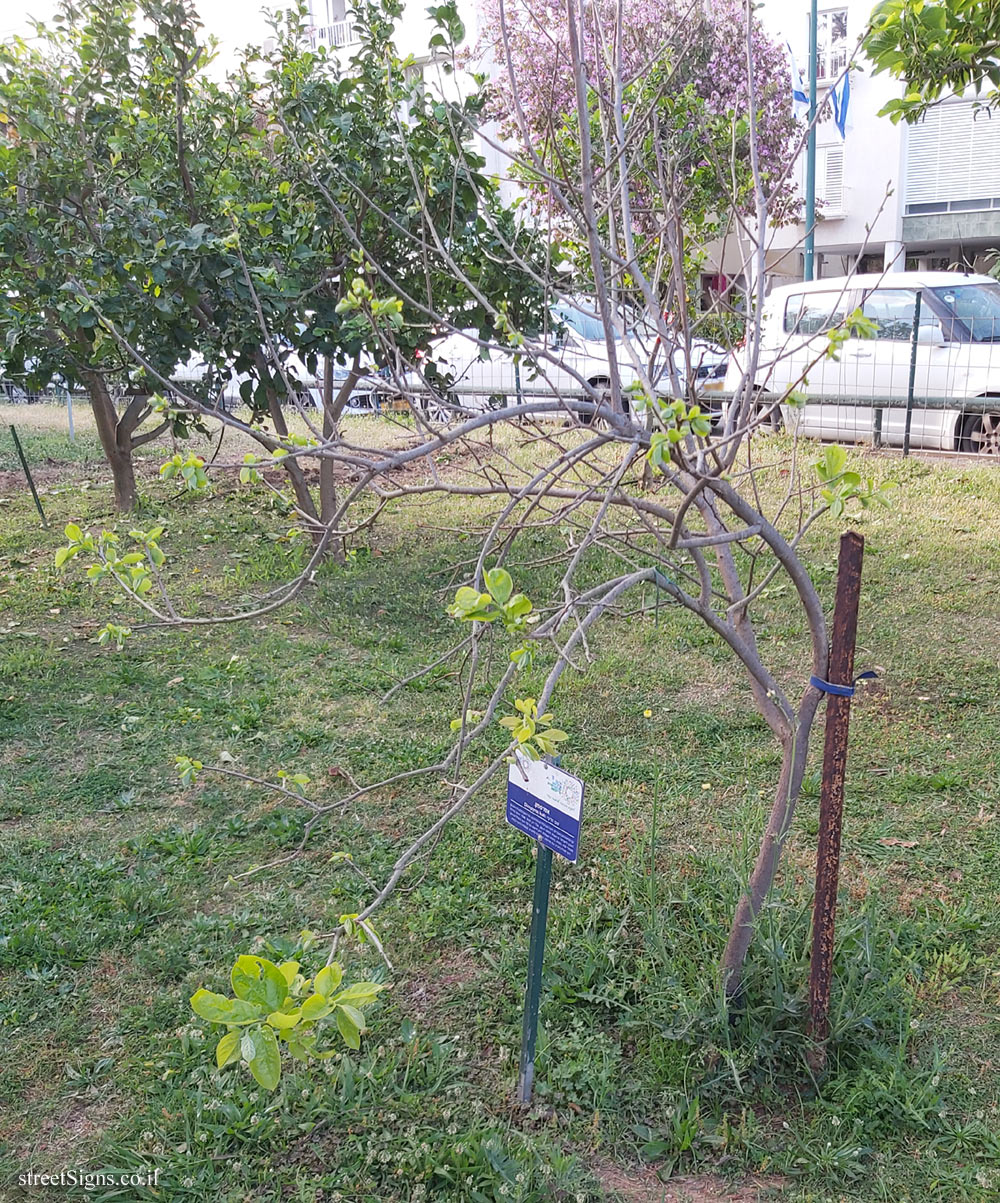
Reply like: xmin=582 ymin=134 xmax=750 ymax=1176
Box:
xmin=309 ymin=0 xmax=1000 ymax=293
xmin=736 ymin=0 xmax=1000 ymax=289
xmin=306 ymin=0 xmax=357 ymax=49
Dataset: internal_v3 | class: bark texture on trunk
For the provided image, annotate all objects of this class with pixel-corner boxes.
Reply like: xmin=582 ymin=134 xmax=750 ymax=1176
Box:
xmin=720 ymin=709 xmax=818 ymax=1002
xmin=253 ymin=351 xmax=320 ymax=528
xmin=318 ymin=356 xmax=362 ymax=564
xmin=84 ymin=370 xmax=138 ymax=512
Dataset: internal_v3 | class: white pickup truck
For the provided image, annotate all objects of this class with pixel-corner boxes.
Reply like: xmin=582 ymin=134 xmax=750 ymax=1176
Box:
xmin=724 ymin=271 xmax=1000 ymax=454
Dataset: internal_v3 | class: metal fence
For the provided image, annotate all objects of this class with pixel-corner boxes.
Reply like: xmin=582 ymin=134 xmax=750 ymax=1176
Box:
xmin=7 ymin=354 xmax=1000 ymax=459
xmin=0 ymin=383 xmax=85 ymax=406
xmin=748 ymin=391 xmax=1000 ymax=457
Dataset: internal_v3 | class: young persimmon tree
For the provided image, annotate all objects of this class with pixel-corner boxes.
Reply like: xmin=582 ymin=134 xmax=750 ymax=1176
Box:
xmin=56 ymin=0 xmax=891 ymax=1059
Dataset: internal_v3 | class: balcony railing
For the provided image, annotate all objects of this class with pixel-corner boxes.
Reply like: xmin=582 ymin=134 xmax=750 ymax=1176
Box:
xmin=308 ymin=20 xmax=358 ymax=48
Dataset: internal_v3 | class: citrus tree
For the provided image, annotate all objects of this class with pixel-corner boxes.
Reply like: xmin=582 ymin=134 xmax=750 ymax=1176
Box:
xmin=0 ymin=0 xmax=548 ymax=520
xmin=865 ymin=0 xmax=1000 ymax=122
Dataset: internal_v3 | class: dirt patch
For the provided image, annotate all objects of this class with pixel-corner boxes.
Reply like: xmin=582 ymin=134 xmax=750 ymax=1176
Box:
xmin=0 ymin=465 xmax=68 ymax=493
xmin=592 ymin=1163 xmax=788 ymax=1203
xmin=400 ymin=945 xmax=484 ymax=1024
xmin=28 ymin=1093 xmax=123 ymax=1166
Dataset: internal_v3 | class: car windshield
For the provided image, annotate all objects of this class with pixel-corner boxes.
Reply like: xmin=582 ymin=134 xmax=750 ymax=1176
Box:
xmin=931 ymin=283 xmax=1000 ymax=341
xmin=551 ymin=305 xmax=621 ymax=342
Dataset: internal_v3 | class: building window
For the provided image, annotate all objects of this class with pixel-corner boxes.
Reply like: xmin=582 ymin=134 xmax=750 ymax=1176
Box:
xmin=817 ymin=145 xmax=845 ymax=214
xmin=816 ymin=9 xmax=848 ymax=81
xmin=904 ymin=100 xmax=1000 ymax=215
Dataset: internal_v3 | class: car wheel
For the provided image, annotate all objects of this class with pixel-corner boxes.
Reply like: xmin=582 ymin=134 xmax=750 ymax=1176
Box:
xmin=420 ymin=390 xmax=468 ymax=424
xmin=425 ymin=397 xmax=453 ymax=424
xmin=753 ymin=392 xmax=782 ymax=433
xmin=959 ymin=409 xmax=1000 ymax=455
xmin=581 ymin=377 xmax=628 ymax=424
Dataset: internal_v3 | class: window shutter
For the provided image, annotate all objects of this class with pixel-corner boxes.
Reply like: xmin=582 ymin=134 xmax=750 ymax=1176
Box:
xmin=819 ymin=145 xmax=844 ymax=214
xmin=906 ymin=102 xmax=1000 ymax=207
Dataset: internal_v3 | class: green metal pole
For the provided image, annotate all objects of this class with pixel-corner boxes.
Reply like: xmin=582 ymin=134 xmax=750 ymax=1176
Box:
xmin=517 ymin=841 xmax=552 ymax=1105
xmin=902 ymin=291 xmax=923 ymax=457
xmin=804 ymin=0 xmax=819 ymax=282
xmin=9 ymin=424 xmax=48 ymax=528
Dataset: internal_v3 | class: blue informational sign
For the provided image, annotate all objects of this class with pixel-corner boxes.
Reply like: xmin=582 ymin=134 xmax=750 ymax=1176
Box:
xmin=506 ymin=754 xmax=585 ymax=863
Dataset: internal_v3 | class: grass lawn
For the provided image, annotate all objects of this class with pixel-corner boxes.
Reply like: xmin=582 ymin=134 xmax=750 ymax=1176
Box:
xmin=1 ymin=404 xmax=999 ymax=1202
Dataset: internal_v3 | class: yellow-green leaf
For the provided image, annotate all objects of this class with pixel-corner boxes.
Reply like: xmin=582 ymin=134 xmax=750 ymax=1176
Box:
xmin=300 ymin=992 xmax=332 ymax=1021
xmin=215 ymin=1030 xmax=240 ymax=1068
xmin=314 ymin=964 xmax=343 ymax=998
xmin=335 ymin=1004 xmax=362 ymax=1050
xmin=246 ymin=1025 xmax=281 ymax=1090
xmin=266 ymin=1009 xmax=301 ymax=1030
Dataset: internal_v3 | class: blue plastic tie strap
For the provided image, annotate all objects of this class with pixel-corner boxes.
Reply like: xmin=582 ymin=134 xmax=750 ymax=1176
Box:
xmin=810 ymin=670 xmax=878 ymax=698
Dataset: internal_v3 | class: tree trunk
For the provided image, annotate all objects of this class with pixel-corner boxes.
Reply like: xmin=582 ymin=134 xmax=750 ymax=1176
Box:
xmin=318 ymin=355 xmax=362 ymax=564
xmin=720 ymin=717 xmax=814 ymax=1003
xmin=252 ymin=351 xmax=321 ymax=530
xmin=319 ymin=355 xmax=342 ymax=562
xmin=83 ymin=369 xmax=138 ymax=512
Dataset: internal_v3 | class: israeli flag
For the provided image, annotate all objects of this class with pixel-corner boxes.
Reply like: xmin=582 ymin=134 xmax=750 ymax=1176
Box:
xmin=831 ymin=71 xmax=851 ymax=139
xmin=787 ymin=42 xmax=809 ymax=121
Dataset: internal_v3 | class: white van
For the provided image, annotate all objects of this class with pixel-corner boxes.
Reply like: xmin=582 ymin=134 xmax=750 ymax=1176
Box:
xmin=724 ymin=271 xmax=1000 ymax=454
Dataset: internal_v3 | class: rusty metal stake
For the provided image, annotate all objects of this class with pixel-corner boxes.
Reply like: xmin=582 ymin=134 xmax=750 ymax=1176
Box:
xmin=807 ymin=530 xmax=865 ymax=1073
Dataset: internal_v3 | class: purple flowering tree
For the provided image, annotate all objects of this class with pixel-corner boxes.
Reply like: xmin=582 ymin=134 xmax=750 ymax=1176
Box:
xmin=476 ymin=0 xmax=799 ymax=254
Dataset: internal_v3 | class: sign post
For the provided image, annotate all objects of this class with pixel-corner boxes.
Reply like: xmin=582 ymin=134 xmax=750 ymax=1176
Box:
xmin=517 ymin=841 xmax=552 ymax=1104
xmin=804 ymin=0 xmax=818 ymax=281
xmin=506 ymin=753 xmax=584 ymax=1105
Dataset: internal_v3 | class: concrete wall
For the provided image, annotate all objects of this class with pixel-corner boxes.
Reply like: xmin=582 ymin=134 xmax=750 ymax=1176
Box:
xmin=903 ymin=211 xmax=1000 ymax=245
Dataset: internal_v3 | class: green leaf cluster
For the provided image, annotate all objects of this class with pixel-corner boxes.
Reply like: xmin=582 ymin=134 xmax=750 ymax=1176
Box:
xmin=96 ymin=622 xmax=132 ymax=649
xmin=447 ymin=568 xmax=534 ymax=635
xmin=814 ymin=446 xmax=896 ymax=520
xmin=55 ymin=522 xmax=168 ymax=604
xmin=498 ymin=697 xmax=569 ymax=761
xmin=826 ymin=310 xmax=877 ymax=361
xmin=865 ymin=0 xmax=1000 ymax=123
xmin=159 ymin=453 xmax=209 ymax=491
xmin=239 ymin=453 xmax=262 ymax=484
xmin=175 ymin=755 xmax=203 ymax=786
xmin=646 ymin=400 xmax=713 ymax=468
xmin=276 ymin=768 xmax=311 ymax=796
xmin=190 ymin=954 xmax=386 ymax=1090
